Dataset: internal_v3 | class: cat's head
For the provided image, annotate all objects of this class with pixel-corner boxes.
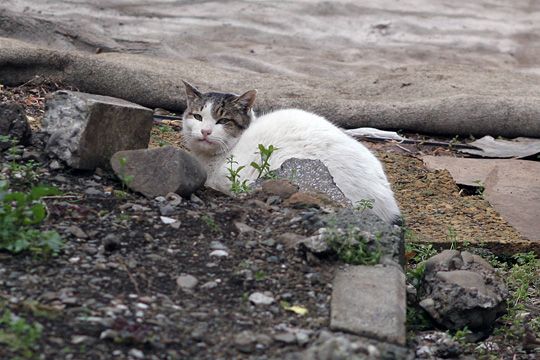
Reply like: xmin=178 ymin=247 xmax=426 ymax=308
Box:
xmin=182 ymin=81 xmax=257 ymax=156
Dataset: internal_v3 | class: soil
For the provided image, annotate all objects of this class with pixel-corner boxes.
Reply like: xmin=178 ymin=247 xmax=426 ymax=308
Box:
xmin=1 ymin=83 xmax=538 ymax=359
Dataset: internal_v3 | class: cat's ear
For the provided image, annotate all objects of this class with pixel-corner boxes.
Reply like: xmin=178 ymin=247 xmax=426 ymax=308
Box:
xmin=234 ymin=89 xmax=257 ymax=110
xmin=182 ymin=80 xmax=202 ymax=104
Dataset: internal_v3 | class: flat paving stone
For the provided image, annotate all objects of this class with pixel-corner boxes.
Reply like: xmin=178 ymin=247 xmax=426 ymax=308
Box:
xmin=331 ymin=265 xmax=406 ymax=345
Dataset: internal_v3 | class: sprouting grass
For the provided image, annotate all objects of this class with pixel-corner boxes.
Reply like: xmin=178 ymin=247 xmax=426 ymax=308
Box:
xmin=0 ymin=180 xmax=63 ymax=256
xmin=0 ymin=308 xmax=43 ymax=359
xmin=323 ymin=226 xmax=381 ymax=265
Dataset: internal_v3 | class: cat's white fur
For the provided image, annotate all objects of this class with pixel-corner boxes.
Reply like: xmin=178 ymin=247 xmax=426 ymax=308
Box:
xmin=183 ymin=106 xmax=401 ymax=223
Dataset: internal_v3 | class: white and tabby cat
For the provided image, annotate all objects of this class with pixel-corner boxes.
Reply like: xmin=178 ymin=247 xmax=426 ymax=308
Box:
xmin=181 ymin=81 xmax=401 ymax=224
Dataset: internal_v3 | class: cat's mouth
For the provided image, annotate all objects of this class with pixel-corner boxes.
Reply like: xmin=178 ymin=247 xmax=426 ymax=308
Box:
xmin=198 ymin=138 xmax=214 ymax=144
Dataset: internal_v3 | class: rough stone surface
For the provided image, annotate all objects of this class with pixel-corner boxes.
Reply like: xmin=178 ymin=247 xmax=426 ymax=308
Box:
xmin=110 ymin=146 xmax=206 ymax=198
xmin=261 ymin=179 xmax=299 ymax=199
xmin=322 ymin=209 xmax=405 ymax=266
xmin=42 ymin=90 xmax=153 ymax=169
xmin=331 ymin=265 xmax=406 ymax=345
xmin=297 ymin=331 xmax=413 ymax=360
xmin=176 ymin=275 xmax=198 ymax=290
xmin=276 ymin=159 xmax=351 ymax=207
xmin=419 ymin=250 xmax=508 ymax=331
xmin=0 ymin=102 xmax=31 ymax=150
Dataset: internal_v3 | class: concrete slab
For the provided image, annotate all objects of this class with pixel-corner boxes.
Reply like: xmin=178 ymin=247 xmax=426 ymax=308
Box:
xmin=422 ymin=156 xmax=540 ymax=241
xmin=331 ymin=265 xmax=406 ymax=345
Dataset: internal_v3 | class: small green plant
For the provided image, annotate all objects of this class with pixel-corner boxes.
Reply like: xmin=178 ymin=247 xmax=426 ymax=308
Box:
xmin=324 ymin=226 xmax=381 ymax=265
xmin=254 ymin=270 xmax=266 ymax=281
xmin=354 ymin=199 xmax=375 ymax=212
xmin=406 ymin=242 xmax=438 ymax=264
xmin=200 ymin=214 xmax=221 ymax=234
xmin=0 ymin=309 xmax=43 ymax=358
xmin=0 ymin=181 xmax=63 ymax=256
xmin=452 ymin=326 xmax=472 ymax=344
xmin=473 ymin=179 xmax=485 ymax=196
xmin=250 ymin=144 xmax=278 ymax=180
xmin=226 ymin=155 xmax=250 ymax=194
xmin=117 ymin=157 xmax=134 ymax=190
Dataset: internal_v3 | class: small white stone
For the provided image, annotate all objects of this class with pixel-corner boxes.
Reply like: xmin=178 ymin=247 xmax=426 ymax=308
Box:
xmin=68 ymin=257 xmax=80 ymax=264
xmin=248 ymin=292 xmax=275 ymax=305
xmin=210 ymin=250 xmax=229 ymax=257
xmin=136 ymin=303 xmax=149 ymax=310
xmin=128 ymin=348 xmax=144 ymax=359
xmin=160 ymin=216 xmax=177 ymax=224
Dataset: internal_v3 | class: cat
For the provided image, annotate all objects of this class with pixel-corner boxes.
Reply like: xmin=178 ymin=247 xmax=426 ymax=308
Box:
xmin=181 ymin=81 xmax=401 ymax=224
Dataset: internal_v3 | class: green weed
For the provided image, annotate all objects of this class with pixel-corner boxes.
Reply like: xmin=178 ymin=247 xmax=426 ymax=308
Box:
xmin=354 ymin=199 xmax=375 ymax=212
xmin=0 ymin=181 xmax=63 ymax=256
xmin=0 ymin=309 xmax=43 ymax=359
xmin=201 ymin=214 xmax=221 ymax=234
xmin=324 ymin=226 xmax=381 ymax=265
xmin=250 ymin=144 xmax=278 ymax=180
xmin=117 ymin=157 xmax=134 ymax=190
xmin=226 ymin=155 xmax=250 ymax=194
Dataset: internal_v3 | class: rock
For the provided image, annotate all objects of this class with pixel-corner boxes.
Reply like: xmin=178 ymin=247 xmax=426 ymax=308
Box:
xmin=331 ymin=265 xmax=406 ymax=345
xmin=414 ymin=331 xmax=462 ymax=359
xmin=210 ymin=241 xmax=228 ymax=251
xmin=160 ymin=216 xmax=177 ymax=225
xmin=67 ymin=225 xmax=88 ymax=239
xmin=234 ymin=330 xmax=257 ymax=353
xmin=127 ymin=348 xmax=144 ymax=359
xmin=248 ymin=292 xmax=275 ymax=305
xmin=261 ymin=179 xmax=299 ymax=199
xmin=209 ymin=250 xmax=228 ymax=257
xmin=103 ymin=234 xmax=121 ymax=252
xmin=84 ymin=187 xmax=102 ymax=196
xmin=418 ymin=250 xmax=508 ymax=331
xmin=284 ymin=192 xmax=337 ymax=209
xmin=0 ymin=102 xmax=31 ymax=150
xmin=274 ymin=158 xmax=351 ymax=206
xmin=159 ymin=204 xmax=175 ymax=216
xmin=322 ymin=209 xmax=405 ymax=266
xmin=274 ymin=332 xmax=296 ymax=344
xmin=234 ymin=221 xmax=255 ymax=234
xmin=111 ymin=146 xmax=206 ymax=198
xmin=200 ymin=281 xmax=218 ymax=290
xmin=42 ymin=90 xmax=153 ymax=169
xmin=176 ymin=275 xmax=198 ymax=290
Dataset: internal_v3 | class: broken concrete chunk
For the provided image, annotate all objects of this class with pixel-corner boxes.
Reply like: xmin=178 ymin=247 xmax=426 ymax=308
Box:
xmin=42 ymin=90 xmax=153 ymax=169
xmin=0 ymin=102 xmax=31 ymax=150
xmin=110 ymin=146 xmax=206 ymax=198
xmin=419 ymin=250 xmax=508 ymax=332
xmin=331 ymin=265 xmax=406 ymax=345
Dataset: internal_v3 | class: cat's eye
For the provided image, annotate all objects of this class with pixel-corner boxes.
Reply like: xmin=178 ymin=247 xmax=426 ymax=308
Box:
xmin=217 ymin=118 xmax=233 ymax=125
xmin=192 ymin=113 xmax=203 ymax=121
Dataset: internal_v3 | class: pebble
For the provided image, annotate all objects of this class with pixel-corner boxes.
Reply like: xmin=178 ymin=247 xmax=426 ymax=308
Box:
xmin=201 ymin=281 xmax=218 ymax=289
xmin=274 ymin=332 xmax=296 ymax=344
xmin=234 ymin=221 xmax=255 ymax=234
xmin=160 ymin=216 xmax=177 ymax=224
xmin=103 ymin=234 xmax=121 ymax=252
xmin=159 ymin=204 xmax=175 ymax=216
xmin=84 ymin=187 xmax=102 ymax=196
xmin=210 ymin=241 xmax=228 ymax=251
xmin=176 ymin=275 xmax=198 ymax=290
xmin=209 ymin=250 xmax=228 ymax=257
xmin=248 ymin=292 xmax=275 ymax=305
xmin=49 ymin=160 xmax=62 ymax=170
xmin=67 ymin=225 xmax=88 ymax=239
xmin=234 ymin=330 xmax=257 ymax=353
xmin=128 ymin=348 xmax=145 ymax=359
xmin=131 ymin=204 xmax=151 ymax=212
xmin=71 ymin=335 xmax=90 ymax=344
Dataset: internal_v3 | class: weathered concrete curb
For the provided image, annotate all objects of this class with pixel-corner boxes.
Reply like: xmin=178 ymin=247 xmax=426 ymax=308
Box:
xmin=330 ymin=265 xmax=407 ymax=345
xmin=42 ymin=90 xmax=153 ymax=169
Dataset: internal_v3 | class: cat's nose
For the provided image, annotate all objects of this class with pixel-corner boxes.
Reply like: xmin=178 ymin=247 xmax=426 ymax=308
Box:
xmin=201 ymin=129 xmax=212 ymax=137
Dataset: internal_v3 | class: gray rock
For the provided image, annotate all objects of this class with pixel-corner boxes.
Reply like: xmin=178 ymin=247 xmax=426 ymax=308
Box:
xmin=84 ymin=187 xmax=102 ymax=196
xmin=103 ymin=234 xmax=121 ymax=252
xmin=418 ymin=250 xmax=508 ymax=331
xmin=210 ymin=241 xmax=228 ymax=251
xmin=274 ymin=158 xmax=351 ymax=207
xmin=331 ymin=265 xmax=406 ymax=345
xmin=67 ymin=225 xmax=88 ymax=239
xmin=111 ymin=146 xmax=206 ymax=198
xmin=159 ymin=204 xmax=175 ymax=216
xmin=0 ymin=102 xmax=31 ymax=150
xmin=414 ymin=331 xmax=462 ymax=359
xmin=322 ymin=209 xmax=405 ymax=266
xmin=209 ymin=250 xmax=228 ymax=257
xmin=234 ymin=330 xmax=257 ymax=353
xmin=248 ymin=292 xmax=275 ymax=305
xmin=299 ymin=331 xmax=413 ymax=360
xmin=274 ymin=332 xmax=296 ymax=344
xmin=42 ymin=90 xmax=153 ymax=169
xmin=176 ymin=274 xmax=198 ymax=290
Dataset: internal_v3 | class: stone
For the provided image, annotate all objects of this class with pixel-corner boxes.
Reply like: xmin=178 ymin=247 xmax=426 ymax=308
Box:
xmin=248 ymin=292 xmax=275 ymax=305
xmin=284 ymin=191 xmax=337 ymax=209
xmin=159 ymin=204 xmax=175 ymax=216
xmin=42 ymin=90 xmax=153 ymax=169
xmin=234 ymin=330 xmax=257 ymax=353
xmin=275 ymin=158 xmax=351 ymax=206
xmin=418 ymin=250 xmax=508 ymax=331
xmin=176 ymin=275 xmax=198 ymax=290
xmin=322 ymin=209 xmax=405 ymax=266
xmin=274 ymin=332 xmax=296 ymax=344
xmin=209 ymin=250 xmax=228 ymax=257
xmin=67 ymin=225 xmax=88 ymax=239
xmin=0 ymin=102 xmax=31 ymax=150
xmin=261 ymin=179 xmax=299 ymax=199
xmin=111 ymin=146 xmax=206 ymax=198
xmin=128 ymin=349 xmax=144 ymax=359
xmin=331 ymin=265 xmax=406 ymax=345
xmin=103 ymin=234 xmax=121 ymax=252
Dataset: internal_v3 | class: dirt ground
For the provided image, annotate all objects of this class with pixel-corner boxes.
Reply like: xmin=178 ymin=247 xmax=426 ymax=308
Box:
xmin=1 ymin=83 xmax=539 ymax=359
